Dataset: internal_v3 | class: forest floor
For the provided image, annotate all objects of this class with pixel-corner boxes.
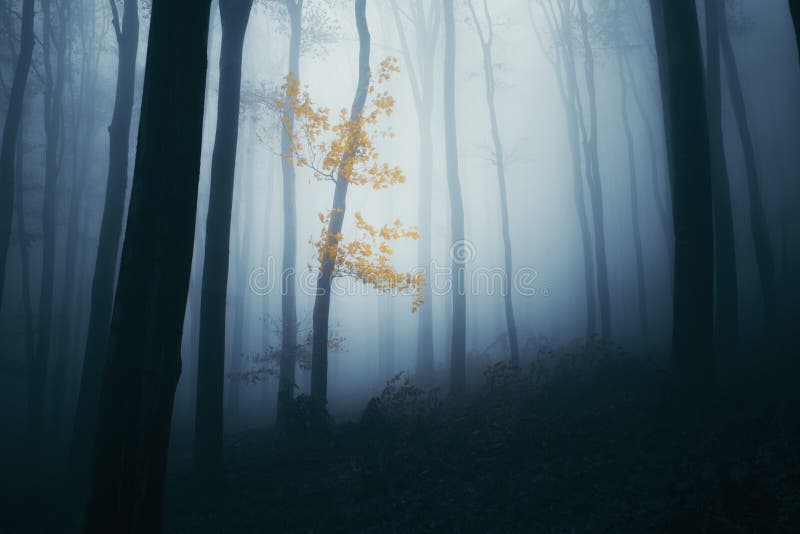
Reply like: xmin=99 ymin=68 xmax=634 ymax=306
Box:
xmin=2 ymin=345 xmax=799 ymax=532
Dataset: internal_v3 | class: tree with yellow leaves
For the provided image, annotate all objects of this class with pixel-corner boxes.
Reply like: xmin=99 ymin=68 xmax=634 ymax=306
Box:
xmin=277 ymin=0 xmax=424 ymax=417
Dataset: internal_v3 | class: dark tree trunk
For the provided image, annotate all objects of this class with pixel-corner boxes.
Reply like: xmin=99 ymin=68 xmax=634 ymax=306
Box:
xmin=790 ymin=0 xmax=800 ymax=60
xmin=310 ymin=0 xmax=370 ymax=414
xmin=72 ymin=0 xmax=140 ymax=472
xmin=649 ymin=0 xmax=715 ymax=387
xmin=15 ymin=123 xmax=34 ymax=380
xmin=83 ymin=0 xmax=213 ymax=530
xmin=31 ymin=0 xmax=67 ymax=465
xmin=443 ymin=0 xmax=467 ymax=395
xmin=718 ymin=6 xmax=778 ymax=330
xmin=617 ymin=49 xmax=650 ymax=343
xmin=277 ymin=0 xmax=301 ymax=429
xmin=0 ymin=0 xmax=33 ymax=311
xmin=195 ymin=0 xmax=253 ymax=486
xmin=705 ymin=0 xmax=739 ymax=351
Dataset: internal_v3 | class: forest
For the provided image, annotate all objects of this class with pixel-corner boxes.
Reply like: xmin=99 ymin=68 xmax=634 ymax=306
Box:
xmin=0 ymin=0 xmax=799 ymax=531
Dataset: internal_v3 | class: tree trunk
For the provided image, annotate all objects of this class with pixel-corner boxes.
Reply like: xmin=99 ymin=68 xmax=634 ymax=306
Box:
xmin=310 ymin=0 xmax=370 ymax=414
xmin=83 ymin=0 xmax=213 ymax=530
xmin=443 ymin=0 xmax=467 ymax=395
xmin=576 ymin=0 xmax=612 ymax=342
xmin=0 ymin=0 xmax=33 ymax=311
xmin=617 ymin=49 xmax=650 ymax=344
xmin=649 ymin=0 xmax=715 ymax=388
xmin=277 ymin=0 xmax=301 ymax=429
xmin=548 ymin=2 xmax=597 ymax=342
xmin=704 ymin=0 xmax=739 ymax=352
xmin=31 ymin=0 xmax=67 ymax=466
xmin=15 ymin=122 xmax=34 ymax=385
xmin=72 ymin=0 xmax=140 ymax=472
xmin=718 ymin=6 xmax=778 ymax=330
xmin=195 ymin=0 xmax=252 ymax=486
xmin=790 ymin=0 xmax=800 ymax=60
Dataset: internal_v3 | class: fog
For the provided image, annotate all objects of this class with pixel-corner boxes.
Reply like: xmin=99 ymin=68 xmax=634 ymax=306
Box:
xmin=1 ymin=0 xmax=799 ymax=530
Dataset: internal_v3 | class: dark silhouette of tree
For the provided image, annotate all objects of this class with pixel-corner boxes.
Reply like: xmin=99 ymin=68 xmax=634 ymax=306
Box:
xmin=0 ymin=0 xmax=33 ymax=312
xmin=84 ymin=0 xmax=213 ymax=529
xmin=649 ymin=0 xmax=714 ymax=387
xmin=72 ymin=0 xmax=140 ymax=473
xmin=30 ymin=0 xmax=68 ymax=465
xmin=466 ymin=0 xmax=520 ymax=364
xmin=790 ymin=0 xmax=799 ymax=59
xmin=195 ymin=0 xmax=253 ymax=488
xmin=310 ymin=0 xmax=371 ymax=415
xmin=704 ymin=0 xmax=739 ymax=351
xmin=718 ymin=2 xmax=778 ymax=331
xmin=444 ymin=0 xmax=466 ymax=395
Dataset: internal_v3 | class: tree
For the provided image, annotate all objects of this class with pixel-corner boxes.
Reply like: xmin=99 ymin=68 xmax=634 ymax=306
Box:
xmin=0 ymin=0 xmax=33 ymax=312
xmin=444 ymin=0 xmax=466 ymax=395
xmin=466 ymin=0 xmax=519 ymax=364
xmin=30 ymin=0 xmax=68 ymax=464
xmin=72 ymin=0 xmax=140 ymax=471
xmin=649 ymin=0 xmax=714 ymax=387
xmin=611 ymin=0 xmax=649 ymax=343
xmin=575 ymin=0 xmax=612 ymax=342
xmin=195 ymin=0 xmax=253 ymax=488
xmin=84 ymin=0 xmax=213 ymax=529
xmin=388 ymin=0 xmax=440 ymax=384
xmin=790 ymin=0 xmax=799 ymax=60
xmin=718 ymin=2 xmax=778 ymax=330
xmin=277 ymin=2 xmax=423 ymax=414
xmin=276 ymin=0 xmax=302 ymax=430
xmin=530 ymin=0 xmax=597 ymax=342
xmin=704 ymin=0 xmax=739 ymax=350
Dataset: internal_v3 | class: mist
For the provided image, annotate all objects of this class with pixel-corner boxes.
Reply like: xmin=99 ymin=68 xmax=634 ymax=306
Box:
xmin=1 ymin=0 xmax=799 ymax=531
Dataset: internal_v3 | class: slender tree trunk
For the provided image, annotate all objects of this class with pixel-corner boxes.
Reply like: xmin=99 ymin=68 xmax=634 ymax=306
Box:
xmin=533 ymin=1 xmax=597 ymax=342
xmin=443 ymin=0 xmax=466 ymax=395
xmin=718 ymin=7 xmax=778 ymax=329
xmin=277 ymin=0 xmax=301 ymax=428
xmin=704 ymin=0 xmax=739 ymax=351
xmin=0 ymin=0 xmax=33 ymax=311
xmin=481 ymin=49 xmax=519 ymax=364
xmin=310 ymin=0 xmax=370 ymax=413
xmin=15 ymin=123 xmax=34 ymax=380
xmin=53 ymin=5 xmax=99 ymax=438
xmin=550 ymin=2 xmax=598 ymax=342
xmin=649 ymin=0 xmax=715 ymax=388
xmin=72 ymin=0 xmax=140 ymax=472
xmin=790 ymin=0 xmax=800 ymax=60
xmin=576 ymin=0 xmax=612 ymax=342
xmin=195 ymin=0 xmax=252 ymax=486
xmin=31 ymin=0 xmax=67 ymax=466
xmin=84 ymin=0 xmax=213 ymax=530
xmin=617 ymin=50 xmax=650 ymax=344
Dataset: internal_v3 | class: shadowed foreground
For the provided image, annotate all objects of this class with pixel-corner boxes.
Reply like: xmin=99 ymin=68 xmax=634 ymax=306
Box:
xmin=3 ymin=345 xmax=799 ymax=532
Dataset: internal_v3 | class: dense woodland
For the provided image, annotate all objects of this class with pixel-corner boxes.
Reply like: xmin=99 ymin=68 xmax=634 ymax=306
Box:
xmin=1 ymin=0 xmax=799 ymax=531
